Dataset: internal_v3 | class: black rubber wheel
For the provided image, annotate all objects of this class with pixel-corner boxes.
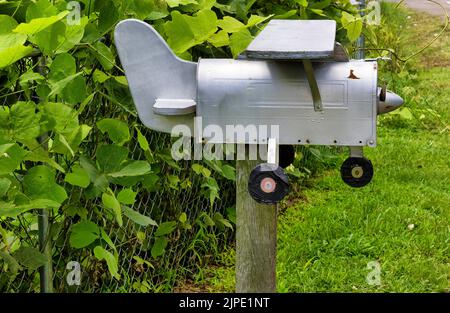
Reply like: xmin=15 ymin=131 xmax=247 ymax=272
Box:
xmin=248 ymin=163 xmax=290 ymax=204
xmin=279 ymin=145 xmax=295 ymax=169
xmin=340 ymin=157 xmax=374 ymax=188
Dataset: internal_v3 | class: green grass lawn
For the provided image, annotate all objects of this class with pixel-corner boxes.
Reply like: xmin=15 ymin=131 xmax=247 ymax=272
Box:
xmin=192 ymin=4 xmax=449 ymax=293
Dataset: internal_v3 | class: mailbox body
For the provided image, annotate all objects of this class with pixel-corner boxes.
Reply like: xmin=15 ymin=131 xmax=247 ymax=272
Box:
xmin=197 ymin=59 xmax=378 ymax=146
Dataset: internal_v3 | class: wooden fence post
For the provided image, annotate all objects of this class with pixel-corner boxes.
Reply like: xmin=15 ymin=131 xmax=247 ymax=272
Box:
xmin=236 ymin=145 xmax=277 ymax=293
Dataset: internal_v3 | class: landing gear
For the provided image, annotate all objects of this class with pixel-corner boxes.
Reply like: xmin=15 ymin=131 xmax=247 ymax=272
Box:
xmin=279 ymin=145 xmax=295 ymax=169
xmin=248 ymin=163 xmax=289 ymax=204
xmin=247 ymin=138 xmax=290 ymax=204
xmin=340 ymin=156 xmax=373 ymax=188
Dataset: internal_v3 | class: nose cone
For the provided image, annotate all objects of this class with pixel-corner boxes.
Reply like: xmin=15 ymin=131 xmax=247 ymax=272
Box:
xmin=377 ymin=88 xmax=404 ymax=115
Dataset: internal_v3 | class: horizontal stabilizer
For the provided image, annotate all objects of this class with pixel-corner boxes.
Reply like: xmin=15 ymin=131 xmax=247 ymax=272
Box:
xmin=153 ymin=99 xmax=196 ymax=116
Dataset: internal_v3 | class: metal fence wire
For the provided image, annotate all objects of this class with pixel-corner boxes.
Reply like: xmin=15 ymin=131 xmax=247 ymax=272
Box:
xmin=1 ymin=94 xmax=235 ymax=293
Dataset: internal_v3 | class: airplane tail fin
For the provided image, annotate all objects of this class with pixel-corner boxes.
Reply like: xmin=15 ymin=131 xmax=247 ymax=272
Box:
xmin=115 ymin=19 xmax=196 ymax=133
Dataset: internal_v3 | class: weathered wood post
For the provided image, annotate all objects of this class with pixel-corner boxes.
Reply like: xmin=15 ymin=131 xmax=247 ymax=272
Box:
xmin=236 ymin=145 xmax=277 ymax=293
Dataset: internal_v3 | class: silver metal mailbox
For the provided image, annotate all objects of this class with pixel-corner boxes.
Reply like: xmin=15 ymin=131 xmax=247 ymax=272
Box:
xmin=115 ymin=18 xmax=404 ymax=200
xmin=197 ymin=59 xmax=378 ymax=146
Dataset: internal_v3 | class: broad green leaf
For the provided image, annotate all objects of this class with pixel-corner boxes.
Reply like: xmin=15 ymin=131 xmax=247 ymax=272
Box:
xmin=6 ymin=101 xmax=41 ymax=142
xmin=164 ymin=9 xmax=218 ymax=54
xmin=80 ymin=156 xmax=109 ymax=195
xmin=61 ymin=75 xmax=87 ymax=104
xmin=208 ymin=30 xmax=229 ymax=47
xmin=295 ymin=0 xmax=308 ymax=7
xmin=148 ymin=3 xmax=169 ymax=21
xmin=26 ymin=0 xmax=58 ymax=20
xmin=341 ymin=12 xmax=363 ymax=42
xmin=142 ymin=173 xmax=160 ymax=192
xmin=102 ymin=190 xmax=123 ymax=226
xmin=93 ymin=69 xmax=110 ymax=84
xmin=23 ymin=165 xmax=68 ymax=204
xmin=56 ymin=133 xmax=75 ymax=157
xmin=100 ymin=228 xmax=116 ymax=251
xmin=48 ymin=72 xmax=82 ymax=99
xmin=179 ymin=212 xmax=187 ymax=223
xmin=0 ymin=143 xmax=15 ymax=155
xmin=0 ymin=177 xmax=11 ymax=197
xmin=151 ymin=236 xmax=168 ymax=258
xmin=51 ymin=124 xmax=91 ymax=155
xmin=70 ymin=220 xmax=100 ymax=249
xmin=94 ymin=246 xmax=120 ymax=279
xmin=0 ymin=199 xmax=61 ymax=218
xmin=108 ymin=161 xmax=151 ymax=178
xmin=19 ymin=70 xmax=45 ymax=87
xmin=0 ymin=15 xmax=19 ymax=34
xmin=218 ymin=16 xmax=246 ymax=33
xmin=247 ymin=14 xmax=272 ymax=27
xmin=0 ymin=15 xmax=27 ymax=50
xmin=13 ymin=11 xmax=68 ymax=35
xmin=64 ymin=205 xmax=88 ymax=220
xmin=49 ymin=53 xmax=76 ymax=81
xmin=0 ymin=250 xmax=20 ymax=276
xmin=13 ymin=247 xmax=47 ymax=270
xmin=65 ymin=165 xmax=90 ymax=188
xmin=56 ymin=16 xmax=88 ymax=53
xmin=0 ymin=44 xmax=33 ymax=68
xmin=114 ymin=76 xmax=128 ymax=86
xmin=29 ymin=21 xmax=66 ymax=55
xmin=47 ymin=54 xmax=87 ymax=102
xmin=165 ymin=0 xmax=198 ymax=8
xmin=192 ymin=164 xmax=211 ymax=177
xmin=274 ymin=10 xmax=298 ymax=19
xmin=229 ymin=28 xmax=253 ymax=58
xmin=201 ymin=176 xmax=220 ymax=205
xmin=117 ymin=188 xmax=137 ymax=205
xmin=96 ymin=144 xmax=128 ymax=173
xmin=131 ymin=0 xmax=156 ymax=19
xmin=40 ymin=102 xmax=79 ymax=134
xmin=98 ymin=1 xmax=119 ymax=35
xmin=221 ymin=164 xmax=236 ymax=181
xmin=308 ymin=8 xmax=327 ymax=17
xmin=154 ymin=221 xmax=177 ymax=236
xmin=92 ymin=41 xmax=115 ymax=71
xmin=24 ymin=143 xmax=66 ymax=173
xmin=135 ymin=127 xmax=149 ymax=151
xmin=97 ymin=118 xmax=130 ymax=146
xmin=0 ymin=143 xmax=28 ymax=175
xmin=123 ymin=206 xmax=157 ymax=227
xmin=214 ymin=212 xmax=233 ymax=229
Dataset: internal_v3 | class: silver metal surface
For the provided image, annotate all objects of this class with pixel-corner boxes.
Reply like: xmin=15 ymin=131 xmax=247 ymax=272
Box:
xmin=377 ymin=89 xmax=404 ymax=114
xmin=267 ymin=138 xmax=277 ymax=165
xmin=153 ymin=99 xmax=196 ymax=116
xmin=115 ymin=19 xmax=197 ymax=134
xmin=245 ymin=20 xmax=337 ymax=60
xmin=197 ymin=59 xmax=378 ymax=146
xmin=350 ymin=146 xmax=364 ymax=157
xmin=303 ymin=60 xmax=323 ymax=111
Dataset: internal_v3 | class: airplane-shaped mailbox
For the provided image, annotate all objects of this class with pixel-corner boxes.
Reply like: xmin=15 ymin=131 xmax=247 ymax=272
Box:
xmin=115 ymin=19 xmax=404 ymax=204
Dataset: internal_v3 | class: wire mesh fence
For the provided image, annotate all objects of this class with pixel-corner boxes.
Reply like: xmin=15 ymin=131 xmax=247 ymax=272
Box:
xmin=1 ymin=93 xmax=235 ymax=293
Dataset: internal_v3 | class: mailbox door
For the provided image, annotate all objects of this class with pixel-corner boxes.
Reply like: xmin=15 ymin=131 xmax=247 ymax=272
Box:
xmin=197 ymin=59 xmax=378 ymax=146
